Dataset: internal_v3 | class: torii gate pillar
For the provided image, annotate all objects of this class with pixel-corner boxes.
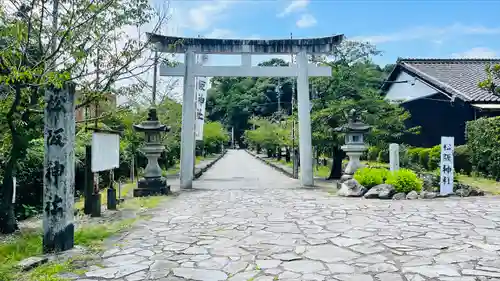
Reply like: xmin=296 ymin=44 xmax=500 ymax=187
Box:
xmin=296 ymin=51 xmax=313 ymax=185
xmin=149 ymin=34 xmax=344 ymax=189
xmin=182 ymin=50 xmax=196 ymax=190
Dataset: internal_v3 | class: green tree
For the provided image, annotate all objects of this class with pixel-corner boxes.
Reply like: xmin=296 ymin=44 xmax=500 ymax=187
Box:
xmin=201 ymin=121 xmax=230 ymax=155
xmin=479 ymin=63 xmax=500 ymax=95
xmin=0 ymin=0 xmax=168 ymax=233
xmin=206 ymin=59 xmax=295 ymax=146
xmin=311 ymin=41 xmax=413 ymax=179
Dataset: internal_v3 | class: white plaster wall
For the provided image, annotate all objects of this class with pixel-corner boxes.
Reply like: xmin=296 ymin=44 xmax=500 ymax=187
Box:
xmin=385 ymin=71 xmax=438 ymax=103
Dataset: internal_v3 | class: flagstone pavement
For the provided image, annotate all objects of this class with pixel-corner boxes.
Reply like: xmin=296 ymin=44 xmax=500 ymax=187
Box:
xmin=81 ymin=150 xmax=500 ymax=281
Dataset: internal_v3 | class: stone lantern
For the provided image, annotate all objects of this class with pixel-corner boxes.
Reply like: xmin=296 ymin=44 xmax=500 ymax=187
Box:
xmin=133 ymin=108 xmax=170 ymax=197
xmin=335 ymin=109 xmax=371 ymax=181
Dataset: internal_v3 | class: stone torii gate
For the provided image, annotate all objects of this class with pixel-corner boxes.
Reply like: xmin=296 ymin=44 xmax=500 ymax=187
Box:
xmin=148 ymin=34 xmax=344 ymax=188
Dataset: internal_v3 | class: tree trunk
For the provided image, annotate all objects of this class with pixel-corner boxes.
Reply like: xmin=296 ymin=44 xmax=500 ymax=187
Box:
xmin=0 ymin=133 xmax=21 ymax=234
xmin=0 ymin=158 xmax=18 ymax=234
xmin=0 ymin=85 xmax=23 ymax=234
xmin=328 ymin=145 xmax=344 ymax=180
xmin=293 ymin=148 xmax=299 ymax=178
xmin=285 ymin=147 xmax=291 ymax=162
xmin=277 ymin=147 xmax=282 ymax=161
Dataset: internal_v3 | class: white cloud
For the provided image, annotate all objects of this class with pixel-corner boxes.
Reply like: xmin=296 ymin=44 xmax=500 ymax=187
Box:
xmin=351 ymin=23 xmax=500 ymax=44
xmin=277 ymin=0 xmax=309 ymax=17
xmin=187 ymin=0 xmax=233 ymax=31
xmin=296 ymin=14 xmax=317 ymax=28
xmin=452 ymin=47 xmax=497 ymax=58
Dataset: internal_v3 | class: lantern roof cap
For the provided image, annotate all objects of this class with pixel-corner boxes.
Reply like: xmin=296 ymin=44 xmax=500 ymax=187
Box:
xmin=334 ymin=109 xmax=371 ymax=132
xmin=334 ymin=122 xmax=371 ymax=133
xmin=133 ymin=108 xmax=170 ymax=132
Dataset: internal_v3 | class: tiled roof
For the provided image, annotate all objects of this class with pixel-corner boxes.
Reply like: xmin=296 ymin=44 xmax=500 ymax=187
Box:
xmin=383 ymin=58 xmax=500 ymax=102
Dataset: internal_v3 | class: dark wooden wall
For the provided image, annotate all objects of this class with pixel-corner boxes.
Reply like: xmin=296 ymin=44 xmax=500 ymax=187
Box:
xmin=401 ymin=94 xmax=476 ymax=147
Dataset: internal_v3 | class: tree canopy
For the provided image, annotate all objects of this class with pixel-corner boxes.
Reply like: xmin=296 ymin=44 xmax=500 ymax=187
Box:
xmin=0 ymin=0 xmax=174 ymax=233
xmin=207 ymin=41 xmax=414 ymax=179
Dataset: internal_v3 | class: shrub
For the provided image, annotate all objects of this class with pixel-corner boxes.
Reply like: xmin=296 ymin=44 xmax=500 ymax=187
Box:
xmin=466 ymin=116 xmax=500 ymax=179
xmin=418 ymin=148 xmax=431 ymax=169
xmin=454 ymin=145 xmax=472 ymax=175
xmin=367 ymin=146 xmax=380 ymax=161
xmin=386 ymin=169 xmax=423 ymax=193
xmin=408 ymin=147 xmax=423 ymax=164
xmin=354 ymin=167 xmax=388 ymax=188
xmin=428 ymin=145 xmax=441 ymax=170
xmin=399 ymin=144 xmax=410 ymax=168
xmin=377 ymin=149 xmax=389 ymax=163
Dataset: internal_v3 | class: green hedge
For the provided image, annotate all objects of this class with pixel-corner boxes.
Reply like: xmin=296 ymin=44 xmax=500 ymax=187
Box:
xmin=466 ymin=116 xmax=500 ymax=179
xmin=369 ymin=143 xmax=472 ymax=175
xmin=454 ymin=145 xmax=472 ymax=174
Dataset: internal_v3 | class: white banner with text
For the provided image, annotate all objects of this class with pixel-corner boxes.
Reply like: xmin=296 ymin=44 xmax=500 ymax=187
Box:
xmin=195 ymin=76 xmax=208 ymax=141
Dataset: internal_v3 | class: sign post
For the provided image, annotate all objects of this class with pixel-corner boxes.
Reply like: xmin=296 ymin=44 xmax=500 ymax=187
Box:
xmin=440 ymin=136 xmax=454 ymax=195
xmin=91 ymin=131 xmax=120 ymax=213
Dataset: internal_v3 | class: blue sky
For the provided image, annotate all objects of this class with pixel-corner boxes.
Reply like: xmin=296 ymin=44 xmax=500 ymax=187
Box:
xmin=164 ymin=0 xmax=500 ymax=66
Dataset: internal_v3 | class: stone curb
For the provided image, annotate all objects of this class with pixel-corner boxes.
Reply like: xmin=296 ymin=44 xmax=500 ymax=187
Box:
xmin=194 ymin=150 xmax=228 ymax=180
xmin=245 ymin=150 xmax=295 ymax=178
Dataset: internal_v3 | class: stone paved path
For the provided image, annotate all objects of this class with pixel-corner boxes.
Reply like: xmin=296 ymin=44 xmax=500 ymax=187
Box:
xmin=83 ymin=150 xmax=500 ymax=281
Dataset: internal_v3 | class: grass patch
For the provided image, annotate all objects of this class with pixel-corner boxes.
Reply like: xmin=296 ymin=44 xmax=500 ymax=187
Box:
xmin=0 ymin=218 xmax=137 ymax=281
xmin=196 ymin=156 xmax=204 ymax=164
xmin=456 ymin=174 xmax=500 ymax=195
xmin=23 ymin=260 xmax=86 ymax=281
xmin=74 ymin=181 xmax=136 ymax=211
xmin=162 ymin=156 xmax=208 ymax=176
xmin=314 ymin=165 xmax=330 ymax=178
xmin=74 ymin=218 xmax=138 ymax=251
xmin=164 ymin=163 xmax=180 ymax=176
xmin=0 ymin=230 xmax=42 ymax=277
xmin=119 ymin=196 xmax=165 ymax=210
xmin=0 ymin=194 xmax=166 ymax=281
xmin=271 ymin=159 xmax=331 ymax=178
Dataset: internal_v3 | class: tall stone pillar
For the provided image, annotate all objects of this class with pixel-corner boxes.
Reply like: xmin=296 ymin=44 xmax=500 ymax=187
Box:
xmin=296 ymin=51 xmax=314 ymax=187
xmin=180 ymin=50 xmax=196 ymax=189
xmin=43 ymin=83 xmax=76 ymax=253
xmin=389 ymin=143 xmax=400 ymax=171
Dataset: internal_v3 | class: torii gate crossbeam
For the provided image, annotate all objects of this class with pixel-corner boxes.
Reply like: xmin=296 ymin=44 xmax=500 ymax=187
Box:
xmin=148 ymin=33 xmax=344 ymax=189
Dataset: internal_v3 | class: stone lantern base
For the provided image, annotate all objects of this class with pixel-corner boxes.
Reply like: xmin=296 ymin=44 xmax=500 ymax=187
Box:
xmin=133 ymin=177 xmax=170 ymax=197
xmin=340 ymin=144 xmax=367 ymax=183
